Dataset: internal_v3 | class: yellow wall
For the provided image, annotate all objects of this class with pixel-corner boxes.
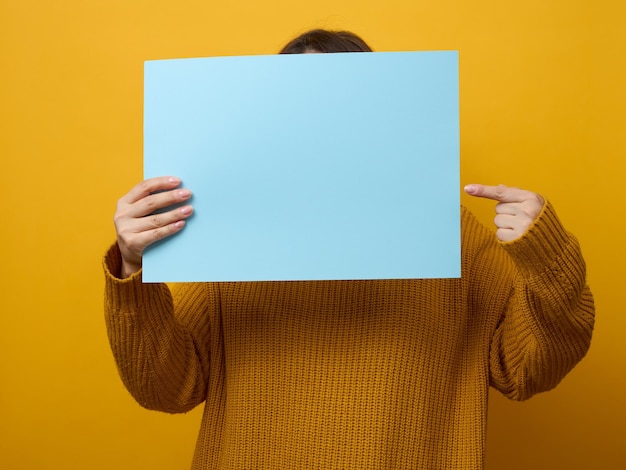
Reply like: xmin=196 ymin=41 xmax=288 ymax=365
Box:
xmin=1 ymin=1 xmax=624 ymax=468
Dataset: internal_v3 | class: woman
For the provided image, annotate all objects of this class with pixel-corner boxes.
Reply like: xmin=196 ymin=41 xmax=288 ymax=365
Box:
xmin=104 ymin=29 xmax=594 ymax=469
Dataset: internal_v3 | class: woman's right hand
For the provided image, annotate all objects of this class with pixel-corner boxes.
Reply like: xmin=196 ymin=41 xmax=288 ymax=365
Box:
xmin=114 ymin=176 xmax=193 ymax=278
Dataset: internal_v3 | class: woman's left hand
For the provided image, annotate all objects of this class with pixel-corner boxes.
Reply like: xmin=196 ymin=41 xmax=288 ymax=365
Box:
xmin=464 ymin=184 xmax=545 ymax=242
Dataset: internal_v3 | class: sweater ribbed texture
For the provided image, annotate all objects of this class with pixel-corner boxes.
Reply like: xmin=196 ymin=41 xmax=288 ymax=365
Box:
xmin=103 ymin=203 xmax=594 ymax=469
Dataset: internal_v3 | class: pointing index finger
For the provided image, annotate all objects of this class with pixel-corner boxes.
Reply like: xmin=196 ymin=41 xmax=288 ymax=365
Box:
xmin=464 ymin=184 xmax=523 ymax=203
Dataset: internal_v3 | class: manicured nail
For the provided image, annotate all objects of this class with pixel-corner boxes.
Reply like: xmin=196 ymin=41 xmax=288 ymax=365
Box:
xmin=178 ymin=189 xmax=190 ymax=198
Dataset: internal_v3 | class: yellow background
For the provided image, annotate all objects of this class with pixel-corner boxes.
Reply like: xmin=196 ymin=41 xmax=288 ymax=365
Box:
xmin=1 ymin=0 xmax=624 ymax=468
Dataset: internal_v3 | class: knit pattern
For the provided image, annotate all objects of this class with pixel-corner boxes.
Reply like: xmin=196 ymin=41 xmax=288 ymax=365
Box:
xmin=104 ymin=203 xmax=594 ymax=469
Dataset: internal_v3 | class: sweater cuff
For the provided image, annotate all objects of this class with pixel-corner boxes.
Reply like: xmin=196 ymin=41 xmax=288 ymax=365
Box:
xmin=500 ymin=200 xmax=577 ymax=278
xmin=103 ymin=243 xmax=164 ymax=313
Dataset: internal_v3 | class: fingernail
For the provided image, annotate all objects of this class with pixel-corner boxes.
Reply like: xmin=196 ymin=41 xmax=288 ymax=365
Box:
xmin=464 ymin=185 xmax=476 ymax=194
xmin=169 ymin=177 xmax=181 ymax=184
xmin=178 ymin=189 xmax=191 ymax=198
xmin=180 ymin=206 xmax=191 ymax=215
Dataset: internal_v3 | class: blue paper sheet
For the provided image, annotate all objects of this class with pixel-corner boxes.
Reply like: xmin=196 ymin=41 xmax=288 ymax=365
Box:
xmin=143 ymin=51 xmax=460 ymax=282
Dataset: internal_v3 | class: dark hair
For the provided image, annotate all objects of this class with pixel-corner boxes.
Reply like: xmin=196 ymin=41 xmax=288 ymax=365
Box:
xmin=280 ymin=29 xmax=373 ymax=54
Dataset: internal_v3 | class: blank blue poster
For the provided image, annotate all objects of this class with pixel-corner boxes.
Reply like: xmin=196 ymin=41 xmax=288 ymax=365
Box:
xmin=143 ymin=51 xmax=460 ymax=282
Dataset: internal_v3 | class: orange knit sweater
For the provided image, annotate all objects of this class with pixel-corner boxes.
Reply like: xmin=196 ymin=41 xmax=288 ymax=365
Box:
xmin=104 ymin=202 xmax=594 ymax=469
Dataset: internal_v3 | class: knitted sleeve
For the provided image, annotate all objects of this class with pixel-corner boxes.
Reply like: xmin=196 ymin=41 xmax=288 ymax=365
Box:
xmin=477 ymin=202 xmax=595 ymax=400
xmin=103 ymin=243 xmax=216 ymax=413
